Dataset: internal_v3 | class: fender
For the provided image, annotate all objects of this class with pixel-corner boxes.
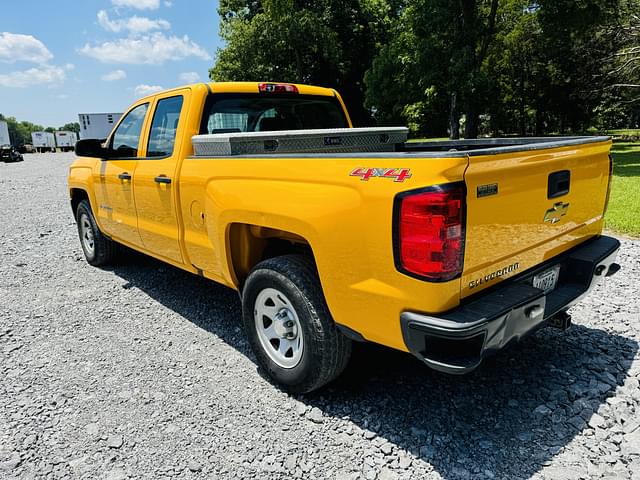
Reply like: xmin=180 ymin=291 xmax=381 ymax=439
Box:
xmin=203 ymin=177 xmax=362 ymax=289
xmin=68 ymin=161 xmax=103 ymax=228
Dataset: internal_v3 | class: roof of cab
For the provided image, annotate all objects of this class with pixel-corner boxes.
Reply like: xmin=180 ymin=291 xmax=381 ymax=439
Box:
xmin=207 ymin=82 xmax=336 ymax=97
xmin=134 ymin=81 xmax=337 ymax=101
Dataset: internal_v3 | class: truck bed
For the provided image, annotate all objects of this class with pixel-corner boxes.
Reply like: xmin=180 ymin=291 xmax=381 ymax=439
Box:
xmin=190 ymin=135 xmax=610 ymax=158
xmin=182 ymin=134 xmax=612 ymax=348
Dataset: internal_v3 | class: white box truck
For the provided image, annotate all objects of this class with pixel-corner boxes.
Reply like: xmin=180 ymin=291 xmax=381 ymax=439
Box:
xmin=0 ymin=120 xmax=10 ymax=146
xmin=55 ymin=131 xmax=78 ymax=151
xmin=31 ymin=132 xmax=56 ymax=153
xmin=78 ymin=113 xmax=122 ymax=140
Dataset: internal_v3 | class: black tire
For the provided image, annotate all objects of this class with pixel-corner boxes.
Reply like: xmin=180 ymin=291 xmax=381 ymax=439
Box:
xmin=75 ymin=199 xmax=117 ymax=266
xmin=242 ymin=255 xmax=352 ymax=393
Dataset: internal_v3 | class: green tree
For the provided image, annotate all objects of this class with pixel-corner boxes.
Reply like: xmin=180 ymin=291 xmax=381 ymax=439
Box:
xmin=366 ymin=0 xmax=626 ymax=137
xmin=485 ymin=0 xmax=624 ymax=135
xmin=212 ymin=0 xmax=631 ymax=137
xmin=600 ymin=0 xmax=640 ymax=128
xmin=0 ymin=114 xmax=47 ymax=146
xmin=59 ymin=122 xmax=80 ymax=135
xmin=365 ymin=0 xmax=501 ymax=138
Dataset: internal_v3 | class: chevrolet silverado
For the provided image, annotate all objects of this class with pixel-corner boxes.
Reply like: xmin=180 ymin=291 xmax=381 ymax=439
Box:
xmin=68 ymin=82 xmax=620 ymax=392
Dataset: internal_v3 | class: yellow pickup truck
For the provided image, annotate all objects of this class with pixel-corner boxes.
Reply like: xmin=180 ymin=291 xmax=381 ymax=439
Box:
xmin=68 ymin=82 xmax=620 ymax=392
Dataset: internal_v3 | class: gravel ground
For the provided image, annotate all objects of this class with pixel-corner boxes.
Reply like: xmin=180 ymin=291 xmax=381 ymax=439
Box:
xmin=1 ymin=152 xmax=639 ymax=480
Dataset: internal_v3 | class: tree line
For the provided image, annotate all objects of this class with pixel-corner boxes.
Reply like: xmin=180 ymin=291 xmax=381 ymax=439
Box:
xmin=0 ymin=114 xmax=80 ymax=147
xmin=210 ymin=0 xmax=640 ymax=138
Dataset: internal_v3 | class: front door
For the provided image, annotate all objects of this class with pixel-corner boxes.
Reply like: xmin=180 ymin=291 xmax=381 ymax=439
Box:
xmin=92 ymin=102 xmax=149 ymax=247
xmin=133 ymin=92 xmax=187 ymax=264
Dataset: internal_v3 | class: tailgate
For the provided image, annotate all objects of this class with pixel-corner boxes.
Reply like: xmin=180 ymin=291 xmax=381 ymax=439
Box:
xmin=461 ymin=138 xmax=612 ymax=298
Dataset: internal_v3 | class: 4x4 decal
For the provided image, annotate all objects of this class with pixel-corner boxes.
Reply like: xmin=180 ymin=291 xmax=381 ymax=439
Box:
xmin=350 ymin=167 xmax=412 ymax=182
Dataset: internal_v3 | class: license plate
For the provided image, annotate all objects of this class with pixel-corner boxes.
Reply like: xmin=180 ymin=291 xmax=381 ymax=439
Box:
xmin=533 ymin=265 xmax=560 ymax=293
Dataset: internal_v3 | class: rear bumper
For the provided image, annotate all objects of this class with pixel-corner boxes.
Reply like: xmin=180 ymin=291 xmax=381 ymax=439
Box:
xmin=400 ymin=235 xmax=621 ymax=374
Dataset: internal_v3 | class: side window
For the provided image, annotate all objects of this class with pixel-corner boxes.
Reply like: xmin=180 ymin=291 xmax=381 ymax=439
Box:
xmin=147 ymin=96 xmax=184 ymax=157
xmin=111 ymin=103 xmax=148 ymax=158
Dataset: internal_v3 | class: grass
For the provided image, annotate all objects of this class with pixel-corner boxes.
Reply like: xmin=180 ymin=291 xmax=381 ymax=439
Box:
xmin=410 ymin=130 xmax=640 ymax=140
xmin=407 ymin=137 xmax=449 ymax=142
xmin=604 ymin=129 xmax=640 ymax=137
xmin=606 ymin=142 xmax=640 ymax=237
xmin=406 ymin=138 xmax=640 ymax=237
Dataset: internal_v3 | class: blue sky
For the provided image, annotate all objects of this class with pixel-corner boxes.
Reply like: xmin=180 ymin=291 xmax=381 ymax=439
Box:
xmin=0 ymin=0 xmax=223 ymax=126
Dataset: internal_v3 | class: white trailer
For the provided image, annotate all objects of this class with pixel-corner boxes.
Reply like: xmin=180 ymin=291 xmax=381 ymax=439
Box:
xmin=78 ymin=113 xmax=123 ymax=140
xmin=0 ymin=120 xmax=10 ymax=146
xmin=55 ymin=131 xmax=78 ymax=151
xmin=31 ymin=131 xmax=56 ymax=153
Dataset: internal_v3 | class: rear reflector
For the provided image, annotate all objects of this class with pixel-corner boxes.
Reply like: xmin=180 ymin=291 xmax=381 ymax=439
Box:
xmin=258 ymin=83 xmax=299 ymax=94
xmin=393 ymin=182 xmax=466 ymax=282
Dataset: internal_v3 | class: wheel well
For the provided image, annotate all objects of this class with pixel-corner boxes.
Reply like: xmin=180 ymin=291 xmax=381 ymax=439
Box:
xmin=70 ymin=189 xmax=89 ymax=217
xmin=228 ymin=223 xmax=314 ymax=288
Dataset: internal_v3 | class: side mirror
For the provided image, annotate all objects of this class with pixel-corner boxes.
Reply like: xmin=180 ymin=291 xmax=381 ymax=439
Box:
xmin=75 ymin=139 xmax=109 ymax=159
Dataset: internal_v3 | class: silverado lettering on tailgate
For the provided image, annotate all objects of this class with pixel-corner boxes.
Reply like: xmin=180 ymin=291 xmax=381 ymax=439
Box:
xmin=468 ymin=262 xmax=520 ymax=290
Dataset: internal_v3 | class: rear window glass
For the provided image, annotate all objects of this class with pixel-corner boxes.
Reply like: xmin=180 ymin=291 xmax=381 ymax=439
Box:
xmin=200 ymin=93 xmax=348 ymax=134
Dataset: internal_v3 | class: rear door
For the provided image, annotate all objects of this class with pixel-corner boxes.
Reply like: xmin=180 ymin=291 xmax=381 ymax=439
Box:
xmin=132 ymin=90 xmax=188 ymax=264
xmin=461 ymin=139 xmax=611 ymax=298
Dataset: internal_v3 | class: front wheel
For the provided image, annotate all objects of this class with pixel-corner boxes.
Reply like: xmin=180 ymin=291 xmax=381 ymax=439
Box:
xmin=75 ymin=199 xmax=117 ymax=266
xmin=242 ymin=255 xmax=351 ymax=393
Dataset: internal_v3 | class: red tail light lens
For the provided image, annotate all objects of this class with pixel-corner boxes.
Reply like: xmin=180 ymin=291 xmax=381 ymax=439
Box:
xmin=394 ymin=183 xmax=466 ymax=281
xmin=258 ymin=83 xmax=299 ymax=94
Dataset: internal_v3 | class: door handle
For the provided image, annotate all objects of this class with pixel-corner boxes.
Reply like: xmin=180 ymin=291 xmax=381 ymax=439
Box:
xmin=118 ymin=172 xmax=131 ymax=181
xmin=154 ymin=175 xmax=172 ymax=184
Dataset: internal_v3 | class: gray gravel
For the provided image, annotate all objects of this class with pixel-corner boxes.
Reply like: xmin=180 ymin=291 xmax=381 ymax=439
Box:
xmin=1 ymin=152 xmax=640 ymax=480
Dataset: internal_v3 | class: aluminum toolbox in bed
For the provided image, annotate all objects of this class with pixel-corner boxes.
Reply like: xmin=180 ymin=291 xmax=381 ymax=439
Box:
xmin=191 ymin=127 xmax=409 ymax=156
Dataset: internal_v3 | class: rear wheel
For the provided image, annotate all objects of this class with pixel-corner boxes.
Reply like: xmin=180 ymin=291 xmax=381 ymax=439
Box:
xmin=242 ymin=255 xmax=351 ymax=393
xmin=76 ymin=199 xmax=117 ymax=266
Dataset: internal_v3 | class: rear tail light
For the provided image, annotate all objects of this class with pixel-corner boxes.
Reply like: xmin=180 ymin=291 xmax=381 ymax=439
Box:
xmin=258 ymin=83 xmax=299 ymax=94
xmin=393 ymin=182 xmax=466 ymax=282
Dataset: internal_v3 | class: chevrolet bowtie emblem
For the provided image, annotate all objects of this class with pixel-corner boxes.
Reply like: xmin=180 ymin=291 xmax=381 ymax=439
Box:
xmin=544 ymin=201 xmax=570 ymax=224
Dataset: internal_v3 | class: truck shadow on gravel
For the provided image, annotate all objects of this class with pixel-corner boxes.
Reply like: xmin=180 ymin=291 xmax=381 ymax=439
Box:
xmin=110 ymin=252 xmax=638 ymax=480
xmin=324 ymin=335 xmax=638 ymax=479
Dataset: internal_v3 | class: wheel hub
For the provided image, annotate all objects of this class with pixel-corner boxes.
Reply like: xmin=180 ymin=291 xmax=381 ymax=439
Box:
xmin=253 ymin=287 xmax=304 ymax=369
xmin=273 ymin=309 xmax=298 ymax=339
xmin=79 ymin=214 xmax=95 ymax=255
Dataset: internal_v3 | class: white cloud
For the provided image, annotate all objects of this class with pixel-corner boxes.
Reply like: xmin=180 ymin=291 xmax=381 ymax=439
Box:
xmin=124 ymin=16 xmax=171 ymax=33
xmin=97 ymin=10 xmax=170 ymax=34
xmin=0 ymin=65 xmax=66 ymax=88
xmin=164 ymin=1 xmax=173 ymax=6
xmin=57 ymin=94 xmax=69 ymax=99
xmin=112 ymin=0 xmax=160 ymax=10
xmin=79 ymin=33 xmax=211 ymax=64
xmin=134 ymin=84 xmax=163 ymax=96
xmin=102 ymin=69 xmax=127 ymax=81
xmin=179 ymin=71 xmax=200 ymax=83
xmin=0 ymin=32 xmax=53 ymax=64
